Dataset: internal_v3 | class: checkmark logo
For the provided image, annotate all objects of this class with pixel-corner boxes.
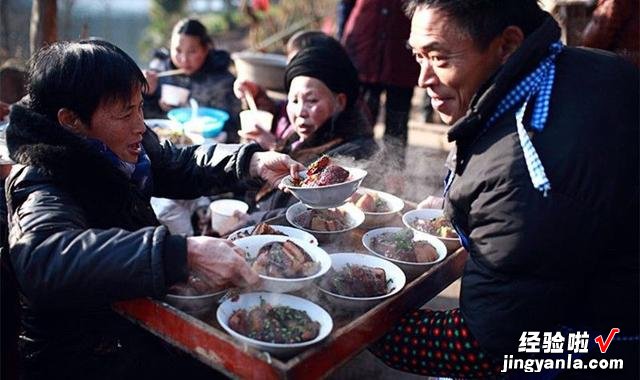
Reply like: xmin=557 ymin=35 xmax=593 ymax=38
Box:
xmin=594 ymin=328 xmax=619 ymax=353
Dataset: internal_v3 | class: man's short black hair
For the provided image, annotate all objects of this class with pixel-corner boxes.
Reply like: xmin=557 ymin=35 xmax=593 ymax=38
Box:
xmin=27 ymin=39 xmax=147 ymax=124
xmin=405 ymin=0 xmax=547 ymax=50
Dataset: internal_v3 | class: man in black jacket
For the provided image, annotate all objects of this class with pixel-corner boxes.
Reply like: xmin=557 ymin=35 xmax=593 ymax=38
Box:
xmin=373 ymin=1 xmax=639 ymax=378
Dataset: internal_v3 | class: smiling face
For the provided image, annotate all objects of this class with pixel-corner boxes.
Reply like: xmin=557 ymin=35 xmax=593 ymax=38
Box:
xmin=286 ymin=76 xmax=345 ymax=141
xmin=81 ymin=88 xmax=146 ymax=163
xmin=170 ymin=34 xmax=208 ymax=75
xmin=409 ymin=6 xmax=505 ymax=125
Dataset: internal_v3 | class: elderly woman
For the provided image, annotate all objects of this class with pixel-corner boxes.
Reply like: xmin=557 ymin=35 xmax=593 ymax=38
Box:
xmin=6 ymin=39 xmax=300 ymax=378
xmin=143 ymin=18 xmax=241 ymax=141
xmin=238 ymin=43 xmax=378 ymax=222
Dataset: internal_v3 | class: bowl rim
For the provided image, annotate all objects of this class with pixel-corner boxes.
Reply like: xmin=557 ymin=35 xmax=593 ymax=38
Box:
xmin=285 ymin=202 xmax=365 ymax=235
xmin=402 ymin=209 xmax=460 ymax=242
xmin=233 ymin=235 xmax=331 ymax=283
xmin=281 ymin=167 xmax=367 ymax=190
xmin=216 ymin=291 xmax=333 ymax=348
xmin=167 ymin=106 xmax=230 ymax=122
xmin=227 ymin=224 xmax=319 ymax=246
xmin=165 ymin=288 xmax=228 ymax=300
xmin=316 ymin=252 xmax=406 ymax=301
xmin=362 ymin=227 xmax=447 ymax=267
xmin=351 ymin=187 xmax=405 ymax=216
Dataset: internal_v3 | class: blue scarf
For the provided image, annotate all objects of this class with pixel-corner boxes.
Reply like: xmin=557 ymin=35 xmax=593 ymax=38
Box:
xmin=485 ymin=40 xmax=564 ymax=197
xmin=87 ymin=139 xmax=153 ymax=197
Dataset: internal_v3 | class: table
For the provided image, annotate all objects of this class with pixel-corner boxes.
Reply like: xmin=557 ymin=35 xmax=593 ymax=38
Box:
xmin=114 ymin=210 xmax=468 ymax=379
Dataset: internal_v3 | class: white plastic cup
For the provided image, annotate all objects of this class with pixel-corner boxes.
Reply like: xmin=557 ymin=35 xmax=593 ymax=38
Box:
xmin=161 ymin=84 xmax=190 ymax=106
xmin=209 ymin=199 xmax=249 ymax=233
xmin=239 ymin=110 xmax=274 ymax=133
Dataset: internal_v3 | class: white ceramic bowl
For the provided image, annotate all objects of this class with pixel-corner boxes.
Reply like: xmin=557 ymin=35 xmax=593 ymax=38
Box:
xmin=281 ymin=167 xmax=368 ymax=209
xmin=161 ymin=84 xmax=190 ymax=106
xmin=228 ymin=224 xmax=318 ymax=246
xmin=317 ymin=253 xmax=406 ymax=310
xmin=285 ymin=202 xmax=365 ymax=244
xmin=350 ymin=188 xmax=405 ymax=228
xmin=217 ymin=292 xmax=333 ymax=357
xmin=362 ymin=227 xmax=447 ymax=279
xmin=402 ymin=209 xmax=462 ymax=253
xmin=164 ymin=289 xmax=227 ymax=318
xmin=233 ymin=235 xmax=331 ymax=293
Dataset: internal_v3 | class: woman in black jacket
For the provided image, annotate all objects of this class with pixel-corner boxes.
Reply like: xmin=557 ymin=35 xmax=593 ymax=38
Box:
xmin=6 ymin=39 xmax=300 ymax=379
xmin=239 ymin=44 xmax=379 ymax=223
xmin=143 ymin=18 xmax=241 ymax=141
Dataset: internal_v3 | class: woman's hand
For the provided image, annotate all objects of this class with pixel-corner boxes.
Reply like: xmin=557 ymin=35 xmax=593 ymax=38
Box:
xmin=238 ymin=124 xmax=277 ymax=150
xmin=417 ymin=195 xmax=445 ymax=209
xmin=186 ymin=236 xmax=259 ymax=289
xmin=142 ymin=70 xmax=159 ymax=94
xmin=233 ymin=79 xmax=261 ymax=100
xmin=249 ymin=151 xmax=304 ymax=187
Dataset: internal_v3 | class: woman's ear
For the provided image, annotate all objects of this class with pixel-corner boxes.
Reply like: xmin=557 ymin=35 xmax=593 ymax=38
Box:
xmin=498 ymin=26 xmax=524 ymax=64
xmin=335 ymin=93 xmax=348 ymax=113
xmin=57 ymin=108 xmax=87 ymax=136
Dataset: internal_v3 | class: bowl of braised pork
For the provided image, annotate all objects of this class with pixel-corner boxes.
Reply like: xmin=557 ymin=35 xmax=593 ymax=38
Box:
xmin=281 ymin=156 xmax=368 ymax=209
xmin=402 ymin=209 xmax=461 ymax=253
xmin=217 ymin=292 xmax=333 ymax=357
xmin=349 ymin=188 xmax=405 ymax=228
xmin=164 ymin=277 xmax=228 ymax=318
xmin=317 ymin=253 xmax=406 ymax=310
xmin=362 ymin=227 xmax=447 ymax=279
xmin=233 ymin=235 xmax=331 ymax=293
xmin=228 ymin=222 xmax=319 ymax=246
xmin=285 ymin=202 xmax=365 ymax=244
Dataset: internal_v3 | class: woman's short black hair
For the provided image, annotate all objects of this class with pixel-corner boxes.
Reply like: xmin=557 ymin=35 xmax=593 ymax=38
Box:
xmin=173 ymin=18 xmax=212 ymax=48
xmin=27 ymin=39 xmax=147 ymax=124
xmin=405 ymin=0 xmax=547 ymax=50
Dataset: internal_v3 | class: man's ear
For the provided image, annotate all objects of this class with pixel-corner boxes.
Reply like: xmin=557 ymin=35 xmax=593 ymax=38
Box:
xmin=335 ymin=93 xmax=348 ymax=112
xmin=498 ymin=26 xmax=524 ymax=64
xmin=57 ymin=108 xmax=87 ymax=136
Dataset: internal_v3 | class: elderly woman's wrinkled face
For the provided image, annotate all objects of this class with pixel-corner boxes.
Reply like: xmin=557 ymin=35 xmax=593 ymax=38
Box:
xmin=409 ymin=6 xmax=504 ymax=125
xmin=171 ymin=34 xmax=208 ymax=75
xmin=286 ymin=76 xmax=344 ymax=141
xmin=83 ymin=88 xmax=146 ymax=163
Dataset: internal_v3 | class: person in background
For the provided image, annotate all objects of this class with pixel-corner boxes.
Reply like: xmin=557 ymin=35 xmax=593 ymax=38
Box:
xmin=233 ymin=30 xmax=347 ymax=151
xmin=340 ymin=0 xmax=419 ymax=193
xmin=581 ymin=0 xmax=639 ymax=67
xmin=372 ymin=0 xmax=639 ymax=379
xmin=235 ymin=44 xmax=377 ymax=225
xmin=143 ymin=18 xmax=241 ymax=142
xmin=6 ymin=39 xmax=301 ymax=379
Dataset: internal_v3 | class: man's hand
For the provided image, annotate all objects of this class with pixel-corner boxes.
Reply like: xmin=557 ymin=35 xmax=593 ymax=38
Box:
xmin=249 ymin=151 xmax=304 ymax=187
xmin=417 ymin=195 xmax=445 ymax=209
xmin=186 ymin=236 xmax=259 ymax=289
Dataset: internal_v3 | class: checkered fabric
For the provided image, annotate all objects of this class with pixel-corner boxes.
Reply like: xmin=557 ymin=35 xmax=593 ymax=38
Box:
xmin=486 ymin=41 xmax=564 ymax=197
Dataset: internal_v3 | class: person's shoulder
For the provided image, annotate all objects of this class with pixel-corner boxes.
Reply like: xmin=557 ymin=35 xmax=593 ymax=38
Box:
xmin=560 ymin=46 xmax=638 ymax=79
xmin=202 ymin=49 xmax=232 ymax=73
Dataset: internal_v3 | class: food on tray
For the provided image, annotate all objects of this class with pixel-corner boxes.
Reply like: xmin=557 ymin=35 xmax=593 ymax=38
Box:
xmin=353 ymin=192 xmax=391 ymax=213
xmin=168 ymin=274 xmax=226 ymax=296
xmin=232 ymin=223 xmax=286 ymax=240
xmin=152 ymin=126 xmax=194 ymax=146
xmin=293 ymin=208 xmax=350 ymax=231
xmin=228 ymin=298 xmax=320 ymax=344
xmin=411 ymin=216 xmax=458 ymax=238
xmin=320 ymin=264 xmax=391 ymax=297
xmin=251 ymin=240 xmax=320 ymax=278
xmin=370 ymin=229 xmax=439 ymax=263
xmin=294 ymin=156 xmax=350 ymax=187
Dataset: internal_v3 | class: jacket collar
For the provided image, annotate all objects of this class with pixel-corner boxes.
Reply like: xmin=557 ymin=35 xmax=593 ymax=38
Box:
xmin=447 ymin=16 xmax=562 ymax=143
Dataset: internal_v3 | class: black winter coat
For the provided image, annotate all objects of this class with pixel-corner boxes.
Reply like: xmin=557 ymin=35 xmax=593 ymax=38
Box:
xmin=445 ymin=17 xmax=639 ymax=356
xmin=5 ymin=104 xmax=259 ymax=375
